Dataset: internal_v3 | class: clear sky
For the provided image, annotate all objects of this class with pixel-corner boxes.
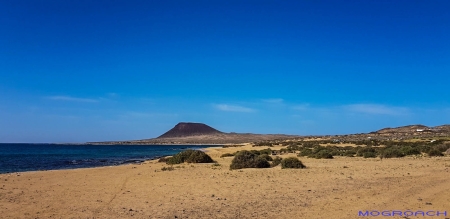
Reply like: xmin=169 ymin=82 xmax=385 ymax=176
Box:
xmin=1 ymin=0 xmax=450 ymax=143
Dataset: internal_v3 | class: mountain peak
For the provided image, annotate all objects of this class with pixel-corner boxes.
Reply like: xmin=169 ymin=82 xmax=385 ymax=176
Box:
xmin=157 ymin=122 xmax=223 ymax=138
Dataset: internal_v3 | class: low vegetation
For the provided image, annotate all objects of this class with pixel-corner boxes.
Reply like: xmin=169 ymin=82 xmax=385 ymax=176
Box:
xmin=220 ymin=148 xmax=271 ymax=158
xmin=380 ymin=148 xmax=405 ymax=158
xmin=165 ymin=150 xmax=214 ymax=165
xmin=344 ymin=150 xmax=356 ymax=157
xmin=255 ymin=138 xmax=450 ymax=160
xmin=230 ymin=150 xmax=271 ymax=170
xmin=220 ymin=153 xmax=236 ymax=158
xmin=270 ymin=156 xmax=282 ymax=167
xmin=281 ymin=157 xmax=306 ymax=169
xmin=363 ymin=151 xmax=377 ymax=158
xmin=164 ymin=139 xmax=449 ymax=171
xmin=298 ymin=148 xmax=313 ymax=157
xmin=297 ymin=145 xmax=333 ymax=159
xmin=428 ymin=149 xmax=444 ymax=157
xmin=161 ymin=166 xmax=175 ymax=171
xmin=312 ymin=150 xmax=334 ymax=159
xmin=258 ymin=154 xmax=273 ymax=161
xmin=227 ymin=150 xmax=308 ymax=170
xmin=158 ymin=157 xmax=168 ymax=162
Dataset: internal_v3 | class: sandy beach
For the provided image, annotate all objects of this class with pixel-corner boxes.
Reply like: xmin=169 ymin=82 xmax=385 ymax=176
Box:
xmin=1 ymin=145 xmax=449 ymax=219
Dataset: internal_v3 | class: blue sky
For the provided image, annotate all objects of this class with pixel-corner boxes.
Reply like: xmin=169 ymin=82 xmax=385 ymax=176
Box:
xmin=1 ymin=0 xmax=450 ymax=143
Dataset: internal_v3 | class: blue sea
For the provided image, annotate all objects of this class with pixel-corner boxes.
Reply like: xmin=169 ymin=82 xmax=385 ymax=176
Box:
xmin=0 ymin=144 xmax=215 ymax=174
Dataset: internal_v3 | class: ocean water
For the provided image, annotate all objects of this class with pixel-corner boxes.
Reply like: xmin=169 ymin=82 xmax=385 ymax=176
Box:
xmin=0 ymin=144 xmax=215 ymax=174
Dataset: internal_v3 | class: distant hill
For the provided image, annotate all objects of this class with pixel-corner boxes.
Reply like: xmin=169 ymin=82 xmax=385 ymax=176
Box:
xmin=372 ymin=124 xmax=450 ymax=135
xmin=158 ymin=122 xmax=222 ymax=138
xmin=89 ymin=122 xmax=298 ymax=144
xmin=87 ymin=123 xmax=450 ymax=145
xmin=375 ymin=124 xmax=430 ymax=134
xmin=434 ymin=125 xmax=450 ymax=132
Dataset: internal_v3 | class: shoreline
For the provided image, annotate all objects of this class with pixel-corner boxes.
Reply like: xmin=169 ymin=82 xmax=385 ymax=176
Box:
xmin=0 ymin=145 xmax=224 ymax=175
xmin=0 ymin=144 xmax=222 ymax=175
xmin=0 ymin=143 xmax=227 ymax=146
xmin=0 ymin=157 xmax=154 ymax=176
xmin=84 ymin=143 xmax=229 ymax=145
xmin=1 ymin=144 xmax=449 ymax=218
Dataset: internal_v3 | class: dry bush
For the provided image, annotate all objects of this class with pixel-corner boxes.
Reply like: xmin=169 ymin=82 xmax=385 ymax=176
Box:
xmin=281 ymin=157 xmax=306 ymax=169
xmin=166 ymin=150 xmax=214 ymax=164
xmin=230 ymin=150 xmax=270 ymax=170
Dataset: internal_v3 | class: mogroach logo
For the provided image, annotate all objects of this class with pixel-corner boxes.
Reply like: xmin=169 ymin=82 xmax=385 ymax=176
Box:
xmin=358 ymin=210 xmax=448 ymax=217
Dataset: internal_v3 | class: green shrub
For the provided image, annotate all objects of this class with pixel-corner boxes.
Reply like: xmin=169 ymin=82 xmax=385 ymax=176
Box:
xmin=418 ymin=145 xmax=432 ymax=153
xmin=249 ymin=150 xmax=261 ymax=155
xmin=380 ymin=148 xmax=404 ymax=158
xmin=329 ymin=148 xmax=342 ymax=156
xmin=363 ymin=151 xmax=377 ymax=158
xmin=185 ymin=150 xmax=214 ymax=163
xmin=428 ymin=149 xmax=444 ymax=157
xmin=281 ymin=157 xmax=306 ymax=169
xmin=344 ymin=150 xmax=356 ymax=157
xmin=434 ymin=144 xmax=450 ymax=152
xmin=259 ymin=148 xmax=272 ymax=155
xmin=230 ymin=150 xmax=270 ymax=170
xmin=357 ymin=147 xmax=376 ymax=157
xmin=220 ymin=153 xmax=235 ymax=158
xmin=166 ymin=155 xmax=184 ymax=165
xmin=246 ymin=148 xmax=273 ymax=156
xmin=314 ymin=150 xmax=334 ymax=159
xmin=166 ymin=150 xmax=193 ymax=164
xmin=280 ymin=148 xmax=289 ymax=154
xmin=161 ymin=166 xmax=174 ymax=171
xmin=343 ymin=146 xmax=356 ymax=150
xmin=271 ymin=156 xmax=282 ymax=167
xmin=400 ymin=146 xmax=421 ymax=156
xmin=258 ymin=154 xmax=273 ymax=161
xmin=253 ymin=157 xmax=272 ymax=168
xmin=298 ymin=148 xmax=313 ymax=157
xmin=166 ymin=150 xmax=214 ymax=164
xmin=158 ymin=157 xmax=168 ymax=162
xmin=311 ymin=145 xmax=327 ymax=154
xmin=287 ymin=145 xmax=302 ymax=152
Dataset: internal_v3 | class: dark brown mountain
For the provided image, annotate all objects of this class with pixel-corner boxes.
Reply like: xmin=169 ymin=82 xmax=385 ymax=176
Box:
xmin=157 ymin=122 xmax=223 ymax=138
xmin=88 ymin=122 xmax=298 ymax=144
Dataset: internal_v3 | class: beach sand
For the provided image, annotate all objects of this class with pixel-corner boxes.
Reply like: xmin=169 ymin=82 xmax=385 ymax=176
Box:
xmin=1 ymin=145 xmax=449 ymax=218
